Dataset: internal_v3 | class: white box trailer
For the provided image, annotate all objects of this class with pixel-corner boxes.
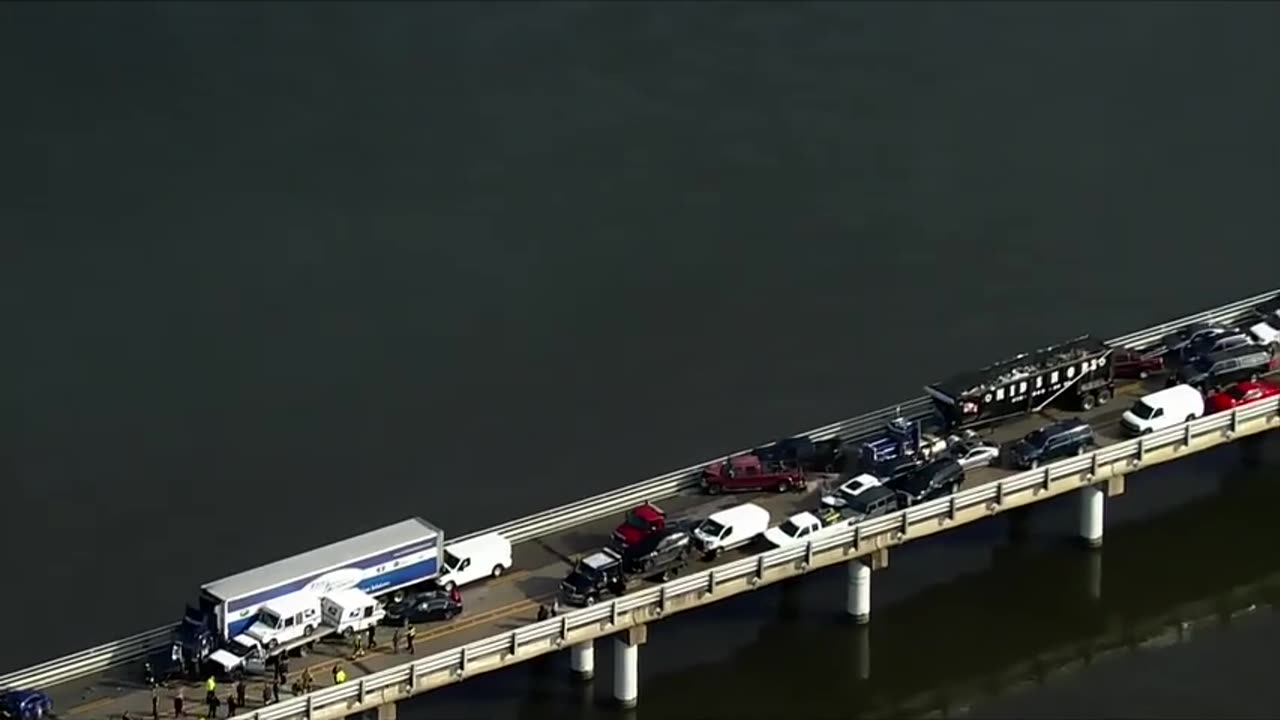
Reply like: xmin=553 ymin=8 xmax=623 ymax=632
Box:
xmin=174 ymin=517 xmax=442 ymax=665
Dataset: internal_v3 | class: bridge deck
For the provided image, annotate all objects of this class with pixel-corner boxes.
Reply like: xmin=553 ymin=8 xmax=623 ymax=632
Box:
xmin=49 ymin=375 xmax=1188 ymax=718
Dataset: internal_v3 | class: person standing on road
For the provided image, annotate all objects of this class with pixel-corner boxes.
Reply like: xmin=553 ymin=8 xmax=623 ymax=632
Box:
xmin=207 ymin=692 xmax=220 ymax=718
xmin=235 ymin=678 xmax=246 ymax=709
xmin=405 ymin=625 xmax=416 ymax=655
xmin=391 ymin=627 xmax=401 ymax=654
xmin=151 ymin=685 xmax=160 ymax=720
xmin=204 ymin=676 xmax=217 ymax=709
xmin=301 ymin=667 xmax=314 ymax=694
xmin=173 ymin=687 xmax=185 ymax=717
xmin=226 ymin=692 xmax=238 ymax=718
xmin=366 ymin=624 xmax=376 ymax=650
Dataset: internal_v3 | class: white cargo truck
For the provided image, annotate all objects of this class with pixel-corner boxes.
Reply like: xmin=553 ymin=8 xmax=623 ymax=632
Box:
xmin=209 ymin=589 xmax=385 ymax=674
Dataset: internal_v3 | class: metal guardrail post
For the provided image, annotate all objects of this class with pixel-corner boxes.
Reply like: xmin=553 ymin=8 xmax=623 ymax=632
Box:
xmin=804 ymin=540 xmax=813 ymax=568
xmin=853 ymin=524 xmax=862 ymax=550
xmin=659 ymin=585 xmax=667 ymax=613
xmin=509 ymin=629 xmax=518 ymax=656
xmin=899 ymin=509 xmax=909 ymax=536
xmin=407 ymin=660 xmax=416 ymax=690
xmin=559 ymin=616 xmax=569 ymax=643
xmin=357 ymin=677 xmax=365 ymax=704
xmin=458 ymin=646 xmax=468 ymax=675
xmin=707 ymin=570 xmax=716 ymax=595
xmin=995 ymin=480 xmax=1005 ymax=506
xmin=948 ymin=495 xmax=957 ymax=521
xmin=1231 ymin=407 xmax=1240 ymax=435
xmin=611 ymin=600 xmax=619 ymax=626
xmin=1090 ymin=451 xmax=1099 ymax=478
xmin=1042 ymin=466 xmax=1052 ymax=491
xmin=1184 ymin=421 xmax=1193 ymax=449
xmin=1136 ymin=437 xmax=1145 ymax=463
xmin=305 ymin=694 xmax=313 ymax=719
xmin=755 ymin=554 xmax=766 ymax=583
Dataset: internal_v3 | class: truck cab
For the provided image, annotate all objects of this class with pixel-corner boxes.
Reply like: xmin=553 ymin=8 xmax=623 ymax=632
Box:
xmin=559 ymin=549 xmax=626 ymax=607
xmin=611 ymin=503 xmax=666 ymax=548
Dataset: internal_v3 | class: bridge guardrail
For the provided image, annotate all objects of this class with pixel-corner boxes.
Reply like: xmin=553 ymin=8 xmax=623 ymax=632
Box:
xmin=233 ymin=394 xmax=1280 ymax=720
xmin=2 ymin=287 xmax=1276 ymax=693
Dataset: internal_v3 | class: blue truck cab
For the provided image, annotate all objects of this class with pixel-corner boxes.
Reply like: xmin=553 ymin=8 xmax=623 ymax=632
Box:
xmin=0 ymin=690 xmax=52 ymax=720
xmin=171 ymin=517 xmax=443 ymax=671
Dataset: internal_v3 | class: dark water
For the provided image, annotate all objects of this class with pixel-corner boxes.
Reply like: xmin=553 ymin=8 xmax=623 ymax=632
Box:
xmin=4 ymin=1 xmax=1280 ymax=715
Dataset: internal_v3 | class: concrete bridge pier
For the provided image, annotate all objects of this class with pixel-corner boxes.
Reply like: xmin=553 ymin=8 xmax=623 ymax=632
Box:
xmin=853 ymin=624 xmax=871 ymax=681
xmin=613 ymin=625 xmax=647 ymax=708
xmin=569 ymin=639 xmax=595 ymax=681
xmin=352 ymin=703 xmax=398 ymax=720
xmin=1079 ymin=484 xmax=1105 ymax=549
xmin=1086 ymin=544 xmax=1103 ymax=602
xmin=846 ymin=560 xmax=872 ymax=624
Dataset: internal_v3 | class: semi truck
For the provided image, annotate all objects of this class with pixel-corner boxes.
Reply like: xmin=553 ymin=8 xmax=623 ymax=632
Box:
xmin=172 ymin=517 xmax=443 ymax=674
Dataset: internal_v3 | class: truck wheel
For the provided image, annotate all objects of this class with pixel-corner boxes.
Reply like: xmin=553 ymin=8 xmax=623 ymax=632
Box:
xmin=343 ymin=627 xmax=354 ymax=638
xmin=1097 ymin=388 xmax=1113 ymax=405
xmin=442 ymin=580 xmax=457 ymax=593
xmin=776 ymin=481 xmax=789 ymax=493
xmin=1139 ymin=369 xmax=1149 ymax=379
xmin=707 ymin=483 xmax=722 ymax=495
xmin=586 ymin=596 xmax=597 ymax=606
xmin=662 ymin=567 xmax=679 ymax=582
xmin=267 ymin=639 xmax=279 ymax=651
xmin=304 ymin=624 xmax=315 ymax=636
xmin=491 ymin=564 xmax=505 ymax=579
xmin=1080 ymin=393 xmax=1096 ymax=411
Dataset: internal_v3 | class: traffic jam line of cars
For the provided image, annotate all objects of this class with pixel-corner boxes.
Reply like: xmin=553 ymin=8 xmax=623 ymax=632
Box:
xmin=556 ymin=302 xmax=1280 ymax=607
xmin=11 ymin=304 xmax=1280 ymax=720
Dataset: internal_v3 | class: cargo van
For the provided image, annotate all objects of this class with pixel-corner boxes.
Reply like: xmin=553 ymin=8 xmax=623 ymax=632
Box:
xmin=1122 ymin=384 xmax=1205 ymax=436
xmin=320 ymin=588 xmax=385 ymax=638
xmin=437 ymin=533 xmax=513 ymax=592
xmin=691 ymin=502 xmax=771 ymax=559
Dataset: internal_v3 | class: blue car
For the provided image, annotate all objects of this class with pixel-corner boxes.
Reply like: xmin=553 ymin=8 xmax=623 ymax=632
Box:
xmin=0 ymin=690 xmax=52 ymax=720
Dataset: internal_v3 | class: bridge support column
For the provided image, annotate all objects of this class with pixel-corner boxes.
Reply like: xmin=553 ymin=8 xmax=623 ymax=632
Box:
xmin=377 ymin=703 xmax=398 ymax=720
xmin=846 ymin=559 xmax=871 ymax=623
xmin=853 ymin=624 xmax=871 ymax=681
xmin=1086 ymin=545 xmax=1103 ymax=602
xmin=613 ymin=625 xmax=646 ymax=708
xmin=1079 ymin=484 xmax=1104 ymax=549
xmin=569 ymin=640 xmax=595 ymax=681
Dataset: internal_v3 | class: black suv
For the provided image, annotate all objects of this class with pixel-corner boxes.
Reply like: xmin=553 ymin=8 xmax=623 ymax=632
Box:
xmin=860 ymin=454 xmax=926 ymax=484
xmin=889 ymin=458 xmax=965 ymax=506
xmin=817 ymin=484 xmax=902 ymax=525
xmin=559 ymin=549 xmax=626 ymax=607
xmin=1007 ymin=419 xmax=1095 ymax=470
xmin=618 ymin=527 xmax=692 ymax=581
xmin=1171 ymin=345 xmax=1274 ymax=391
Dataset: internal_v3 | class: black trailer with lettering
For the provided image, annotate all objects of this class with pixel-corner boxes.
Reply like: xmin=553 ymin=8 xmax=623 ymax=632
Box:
xmin=924 ymin=335 xmax=1115 ymax=431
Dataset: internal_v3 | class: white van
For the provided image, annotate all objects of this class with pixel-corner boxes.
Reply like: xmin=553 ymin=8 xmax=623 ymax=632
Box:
xmin=692 ymin=502 xmax=771 ymax=559
xmin=1121 ymin=384 xmax=1205 ymax=436
xmin=320 ymin=588 xmax=385 ymax=637
xmin=242 ymin=594 xmax=323 ymax=650
xmin=438 ymin=533 xmax=513 ymax=591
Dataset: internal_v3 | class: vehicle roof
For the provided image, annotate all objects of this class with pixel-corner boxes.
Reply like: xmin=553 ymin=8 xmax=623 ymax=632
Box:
xmin=786 ymin=511 xmax=823 ymax=528
xmin=321 ymin=587 xmax=376 ymax=608
xmin=581 ymin=550 xmax=621 ymax=570
xmin=1139 ymin=384 xmax=1203 ymax=405
xmin=706 ymin=502 xmax=770 ymax=525
xmin=629 ymin=503 xmax=664 ymax=520
xmin=851 ymin=485 xmax=896 ymax=504
xmin=444 ymin=532 xmax=510 ymax=556
xmin=929 ymin=335 xmax=1108 ymax=399
xmin=839 ymin=474 xmax=882 ymax=495
xmin=1205 ymin=344 xmax=1270 ymax=361
xmin=203 ymin=517 xmax=440 ymax=602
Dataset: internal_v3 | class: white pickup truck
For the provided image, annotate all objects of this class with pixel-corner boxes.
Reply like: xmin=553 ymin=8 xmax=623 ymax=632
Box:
xmin=209 ymin=589 xmax=384 ymax=674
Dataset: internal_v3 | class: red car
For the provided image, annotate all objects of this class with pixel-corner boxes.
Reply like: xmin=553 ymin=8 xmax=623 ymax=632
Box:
xmin=701 ymin=454 xmax=806 ymax=494
xmin=1112 ymin=348 xmax=1166 ymax=379
xmin=1206 ymin=379 xmax=1280 ymax=413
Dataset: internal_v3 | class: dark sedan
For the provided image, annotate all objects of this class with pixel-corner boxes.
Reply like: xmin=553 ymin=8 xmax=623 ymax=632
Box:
xmin=382 ymin=590 xmax=463 ymax=625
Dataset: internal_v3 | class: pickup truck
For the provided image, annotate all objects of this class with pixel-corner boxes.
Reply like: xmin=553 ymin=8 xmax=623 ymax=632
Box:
xmin=701 ymin=454 xmax=807 ymax=494
xmin=611 ymin=503 xmax=668 ymax=548
xmin=561 ymin=528 xmax=692 ymax=606
xmin=751 ymin=435 xmax=846 ymax=472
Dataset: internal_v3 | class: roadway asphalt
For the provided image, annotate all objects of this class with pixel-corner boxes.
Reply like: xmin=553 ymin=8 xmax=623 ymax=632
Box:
xmin=48 ymin=371 xmax=1192 ymax=719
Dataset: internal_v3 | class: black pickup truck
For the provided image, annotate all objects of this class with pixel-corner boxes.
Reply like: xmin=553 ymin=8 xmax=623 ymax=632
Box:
xmin=559 ymin=528 xmax=692 ymax=606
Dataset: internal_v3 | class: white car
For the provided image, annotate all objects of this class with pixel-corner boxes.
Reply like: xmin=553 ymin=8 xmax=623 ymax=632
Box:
xmin=763 ymin=512 xmax=825 ymax=548
xmin=949 ymin=439 xmax=1000 ymax=469
xmin=820 ymin=474 xmax=882 ymax=508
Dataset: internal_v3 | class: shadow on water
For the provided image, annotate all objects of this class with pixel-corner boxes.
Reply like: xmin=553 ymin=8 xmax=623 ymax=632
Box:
xmin=408 ymin=442 xmax=1280 ymax=720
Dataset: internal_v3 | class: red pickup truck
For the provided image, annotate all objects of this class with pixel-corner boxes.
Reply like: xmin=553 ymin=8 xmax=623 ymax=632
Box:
xmin=701 ymin=455 xmax=807 ymax=494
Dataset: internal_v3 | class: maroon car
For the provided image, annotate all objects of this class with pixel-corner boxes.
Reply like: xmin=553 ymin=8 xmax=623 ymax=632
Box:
xmin=701 ymin=455 xmax=806 ymax=494
xmin=1113 ymin=348 xmax=1166 ymax=379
